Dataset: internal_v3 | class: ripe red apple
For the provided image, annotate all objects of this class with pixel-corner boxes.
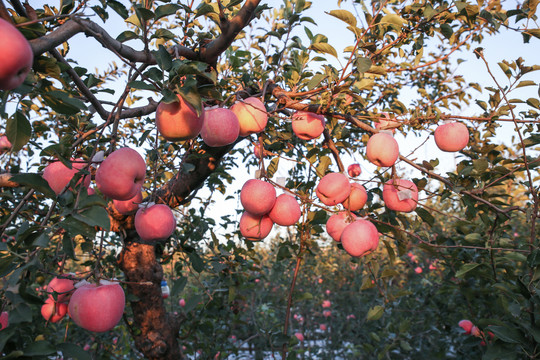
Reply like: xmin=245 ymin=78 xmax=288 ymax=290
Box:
xmin=326 ymin=211 xmax=357 ymax=242
xmin=239 ymin=212 xmax=273 ymax=241
xmin=291 ymin=111 xmax=326 ymax=140
xmin=0 ymin=136 xmax=12 ymax=153
xmin=347 ymin=163 xmax=361 ymax=177
xmin=458 ymin=320 xmax=473 ymax=335
xmin=341 ymin=183 xmax=368 ymax=211
xmin=316 ymin=172 xmax=351 ymax=206
xmin=0 ymin=18 xmax=33 ymax=90
xmin=135 ymin=204 xmax=176 ymax=242
xmin=340 ymin=219 xmax=379 ymax=257
xmin=366 ymin=133 xmax=399 ymax=167
xmin=240 ymin=179 xmax=277 ymax=216
xmin=382 ymin=179 xmax=418 ymax=213
xmin=320 ymin=324 xmax=327 ymax=331
xmin=322 ymin=300 xmax=331 ymax=308
xmin=41 ymin=298 xmax=68 ymax=323
xmin=46 ymin=276 xmax=75 ymax=303
xmin=0 ymin=311 xmax=8 ymax=330
xmin=179 ymin=298 xmax=186 ymax=307
xmin=268 ymin=194 xmax=301 ymax=226
xmin=113 ymin=191 xmax=143 ymax=215
xmin=68 ymin=281 xmax=125 ymax=332
xmin=323 ymin=310 xmax=331 ymax=317
xmin=200 ymin=107 xmax=240 ymax=147
xmin=375 ymin=113 xmax=400 ymax=133
xmin=231 ymin=97 xmax=268 ymax=137
xmin=294 ymin=332 xmax=304 ymax=342
xmin=434 ymin=122 xmax=469 ymax=152
xmin=155 ymin=94 xmax=205 ymax=141
xmin=42 ymin=159 xmax=91 ymax=195
xmin=95 ymin=148 xmax=146 ymax=200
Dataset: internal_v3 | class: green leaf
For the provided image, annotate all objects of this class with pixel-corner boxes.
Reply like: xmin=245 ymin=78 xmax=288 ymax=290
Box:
xmin=171 ymin=276 xmax=187 ymax=297
xmin=155 ymin=4 xmax=181 ymax=19
xmin=307 ymin=73 xmax=326 ymax=90
xmin=455 ymin=263 xmax=483 ymax=278
xmin=524 ymin=29 xmax=540 ymax=39
xmin=415 ymin=207 xmax=434 ymax=226
xmin=128 ymin=80 xmax=158 ymax=91
xmin=107 ymin=0 xmax=129 ymax=19
xmin=356 ymin=57 xmax=372 ymax=72
xmin=309 ymin=43 xmax=338 ymax=58
xmin=177 ymin=86 xmax=202 ymax=116
xmin=23 ymin=341 xmax=56 ymax=356
xmin=327 ymin=9 xmax=357 ymax=27
xmin=316 ymin=156 xmax=332 ymax=175
xmin=56 ymin=343 xmax=92 ymax=360
xmin=74 ymin=206 xmax=111 ymax=230
xmin=6 ymin=111 xmax=32 ymax=152
xmin=152 ymin=45 xmax=173 ymax=71
xmin=380 ymin=14 xmax=405 ymax=30
xmin=440 ymin=23 xmax=453 ymax=38
xmin=526 ymin=97 xmax=540 ymax=109
xmin=266 ymin=157 xmax=280 ymax=178
xmin=195 ymin=3 xmax=215 ymax=18
xmin=488 ymin=325 xmax=525 ymax=344
xmin=116 ymin=30 xmax=139 ymax=42
xmin=184 ymin=294 xmax=203 ymax=312
xmin=151 ymin=29 xmax=176 ymax=41
xmin=42 ymin=91 xmax=87 ymax=115
xmin=516 ymin=80 xmax=536 ymax=88
xmin=136 ymin=7 xmax=154 ymax=21
xmin=189 ymin=252 xmax=205 ymax=273
xmin=367 ymin=305 xmax=384 ymax=321
xmin=9 ymin=173 xmax=55 ymax=198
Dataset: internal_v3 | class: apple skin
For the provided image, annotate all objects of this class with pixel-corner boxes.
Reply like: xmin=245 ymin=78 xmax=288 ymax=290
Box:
xmin=340 ymin=219 xmax=379 ymax=257
xmin=135 ymin=204 xmax=176 ymax=242
xmin=155 ymin=94 xmax=205 ymax=141
xmin=239 ymin=212 xmax=274 ymax=241
xmin=68 ymin=282 xmax=125 ymax=333
xmin=41 ymin=298 xmax=68 ymax=323
xmin=326 ymin=211 xmax=357 ymax=242
xmin=0 ymin=311 xmax=8 ymax=330
xmin=0 ymin=136 xmax=12 ymax=153
xmin=231 ymin=97 xmax=268 ymax=137
xmin=366 ymin=133 xmax=399 ymax=167
xmin=382 ymin=179 xmax=418 ymax=213
xmin=347 ymin=163 xmax=361 ymax=177
xmin=291 ymin=111 xmax=326 ymax=140
xmin=240 ymin=179 xmax=277 ymax=216
xmin=200 ymin=108 xmax=240 ymax=147
xmin=316 ymin=172 xmax=351 ymax=206
xmin=322 ymin=300 xmax=331 ymax=308
xmin=294 ymin=332 xmax=304 ymax=342
xmin=0 ymin=18 xmax=33 ymax=90
xmin=374 ymin=113 xmax=400 ymax=133
xmin=46 ymin=276 xmax=75 ymax=303
xmin=113 ymin=192 xmax=143 ymax=215
xmin=320 ymin=324 xmax=327 ymax=331
xmin=434 ymin=122 xmax=469 ymax=152
xmin=268 ymin=194 xmax=301 ymax=226
xmin=95 ymin=148 xmax=146 ymax=201
xmin=341 ymin=183 xmax=368 ymax=211
xmin=458 ymin=320 xmax=473 ymax=334
xmin=179 ymin=298 xmax=186 ymax=307
xmin=42 ymin=159 xmax=91 ymax=195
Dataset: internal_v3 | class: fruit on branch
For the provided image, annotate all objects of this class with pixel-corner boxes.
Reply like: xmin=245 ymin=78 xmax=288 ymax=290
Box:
xmin=382 ymin=179 xmax=418 ymax=213
xmin=240 ymin=179 xmax=277 ymax=216
xmin=239 ymin=212 xmax=273 ymax=241
xmin=471 ymin=326 xmax=482 ymax=337
xmin=374 ymin=113 xmax=400 ymax=133
xmin=68 ymin=281 xmax=125 ymax=333
xmin=95 ymin=148 xmax=146 ymax=200
xmin=231 ymin=97 xmax=268 ymax=137
xmin=200 ymin=107 xmax=240 ymax=147
xmin=316 ymin=172 xmax=351 ymax=206
xmin=0 ymin=311 xmax=8 ymax=330
xmin=179 ymin=298 xmax=186 ymax=307
xmin=42 ymin=159 xmax=91 ymax=195
xmin=268 ymin=193 xmax=301 ymax=226
xmin=155 ymin=94 xmax=205 ymax=141
xmin=323 ymin=310 xmax=331 ymax=317
xmin=322 ymin=300 xmax=331 ymax=308
xmin=341 ymin=183 xmax=368 ymax=211
xmin=347 ymin=163 xmax=361 ymax=177
xmin=434 ymin=122 xmax=469 ymax=152
xmin=113 ymin=191 xmax=143 ymax=215
xmin=135 ymin=204 xmax=176 ymax=242
xmin=0 ymin=18 xmax=33 ymax=90
xmin=294 ymin=332 xmax=304 ymax=342
xmin=366 ymin=133 xmax=399 ymax=167
xmin=340 ymin=219 xmax=379 ymax=257
xmin=41 ymin=298 xmax=68 ymax=323
xmin=46 ymin=276 xmax=75 ymax=303
xmin=326 ymin=211 xmax=357 ymax=242
xmin=291 ymin=111 xmax=326 ymax=140
xmin=320 ymin=324 xmax=327 ymax=331
xmin=458 ymin=320 xmax=473 ymax=335
xmin=0 ymin=136 xmax=12 ymax=153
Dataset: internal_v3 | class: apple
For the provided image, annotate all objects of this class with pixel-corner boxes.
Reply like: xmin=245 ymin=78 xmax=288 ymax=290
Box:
xmin=434 ymin=121 xmax=469 ymax=152
xmin=41 ymin=298 xmax=68 ymax=323
xmin=471 ymin=326 xmax=482 ymax=337
xmin=68 ymin=281 xmax=125 ymax=332
xmin=42 ymin=159 xmax=91 ymax=195
xmin=414 ymin=266 xmax=423 ymax=274
xmin=341 ymin=183 xmax=368 ymax=211
xmin=320 ymin=324 xmax=327 ymax=331
xmin=46 ymin=276 xmax=75 ymax=303
xmin=268 ymin=194 xmax=301 ymax=226
xmin=113 ymin=192 xmax=143 ymax=215
xmin=231 ymin=97 xmax=268 ymax=137
xmin=347 ymin=163 xmax=361 ymax=177
xmin=326 ymin=211 xmax=357 ymax=242
xmin=374 ymin=112 xmax=400 ymax=133
xmin=0 ymin=311 xmax=8 ymax=330
xmin=135 ymin=204 xmax=176 ymax=242
xmin=323 ymin=310 xmax=331 ymax=317
xmin=382 ymin=179 xmax=418 ymax=213
xmin=240 ymin=179 xmax=277 ymax=216
xmin=366 ymin=132 xmax=399 ymax=167
xmin=239 ymin=212 xmax=273 ymax=241
xmin=0 ymin=18 xmax=33 ymax=90
xmin=155 ymin=94 xmax=205 ymax=141
xmin=340 ymin=219 xmax=379 ymax=257
xmin=316 ymin=172 xmax=351 ymax=206
xmin=322 ymin=300 xmax=331 ymax=308
xmin=0 ymin=136 xmax=12 ymax=153
xmin=200 ymin=107 xmax=240 ymax=147
xmin=95 ymin=148 xmax=146 ymax=200
xmin=179 ymin=298 xmax=186 ymax=307
xmin=291 ymin=111 xmax=326 ymax=140
xmin=294 ymin=332 xmax=304 ymax=342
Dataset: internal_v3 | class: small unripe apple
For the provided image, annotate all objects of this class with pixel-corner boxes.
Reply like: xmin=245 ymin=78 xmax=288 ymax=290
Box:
xmin=239 ymin=212 xmax=273 ymax=241
xmin=46 ymin=276 xmax=75 ymax=303
xmin=341 ymin=183 xmax=368 ymax=211
xmin=434 ymin=122 xmax=469 ymax=152
xmin=291 ymin=111 xmax=326 ymax=140
xmin=41 ymin=298 xmax=68 ymax=323
xmin=0 ymin=311 xmax=8 ymax=330
xmin=200 ymin=108 xmax=240 ymax=147
xmin=95 ymin=148 xmax=146 ymax=201
xmin=155 ymin=94 xmax=205 ymax=141
xmin=382 ymin=179 xmax=418 ymax=213
xmin=374 ymin=113 xmax=400 ymax=133
xmin=320 ymin=324 xmax=327 ymax=331
xmin=366 ymin=133 xmax=399 ymax=167
xmin=0 ymin=136 xmax=12 ymax=153
xmin=323 ymin=310 xmax=331 ymax=317
xmin=458 ymin=319 xmax=474 ymax=334
xmin=326 ymin=211 xmax=357 ymax=242
xmin=322 ymin=300 xmax=331 ymax=308
xmin=253 ymin=143 xmax=265 ymax=158
xmin=471 ymin=326 xmax=482 ymax=337
xmin=240 ymin=179 xmax=277 ymax=216
xmin=268 ymin=194 xmax=301 ymax=226
xmin=316 ymin=173 xmax=351 ymax=206
xmin=135 ymin=204 xmax=176 ymax=242
xmin=347 ymin=163 xmax=361 ymax=177
xmin=0 ymin=18 xmax=33 ymax=90
xmin=294 ymin=332 xmax=304 ymax=342
xmin=42 ymin=159 xmax=91 ymax=195
xmin=179 ymin=298 xmax=186 ymax=307
xmin=113 ymin=192 xmax=143 ymax=215
xmin=340 ymin=219 xmax=379 ymax=257
xmin=231 ymin=97 xmax=268 ymax=137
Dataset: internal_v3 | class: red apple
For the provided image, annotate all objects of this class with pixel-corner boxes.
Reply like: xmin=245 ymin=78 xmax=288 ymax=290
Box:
xmin=268 ymin=194 xmax=301 ymax=226
xmin=471 ymin=326 xmax=482 ymax=337
xmin=434 ymin=122 xmax=469 ymax=152
xmin=320 ymin=324 xmax=327 ymax=331
xmin=341 ymin=183 xmax=368 ymax=211
xmin=68 ymin=281 xmax=125 ymax=332
xmin=316 ymin=172 xmax=351 ymax=206
xmin=95 ymin=148 xmax=146 ymax=200
xmin=340 ymin=219 xmax=379 ymax=257
xmin=291 ymin=111 xmax=326 ymax=140
xmin=323 ymin=310 xmax=331 ymax=317
xmin=135 ymin=204 xmax=176 ymax=242
xmin=179 ymin=298 xmax=186 ymax=307
xmin=42 ymin=159 xmax=91 ymax=195
xmin=240 ymin=179 xmax=277 ymax=216
xmin=0 ymin=136 xmax=12 ymax=153
xmin=46 ymin=276 xmax=75 ymax=303
xmin=322 ymin=300 xmax=331 ymax=308
xmin=294 ymin=332 xmax=304 ymax=342
xmin=0 ymin=311 xmax=8 ymax=330
xmin=231 ymin=97 xmax=268 ymax=137
xmin=366 ymin=133 xmax=399 ymax=167
xmin=326 ymin=211 xmax=357 ymax=242
xmin=200 ymin=107 xmax=240 ymax=147
xmin=155 ymin=94 xmax=205 ymax=141
xmin=41 ymin=298 xmax=68 ymax=323
xmin=239 ymin=212 xmax=273 ymax=241
xmin=374 ymin=113 xmax=400 ymax=133
xmin=347 ymin=163 xmax=361 ymax=177
xmin=382 ymin=179 xmax=418 ymax=213
xmin=0 ymin=18 xmax=33 ymax=90
xmin=113 ymin=192 xmax=143 ymax=215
